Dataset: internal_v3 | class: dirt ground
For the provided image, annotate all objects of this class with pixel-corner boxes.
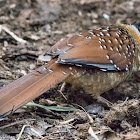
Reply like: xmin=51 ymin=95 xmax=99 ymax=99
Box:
xmin=0 ymin=0 xmax=140 ymax=139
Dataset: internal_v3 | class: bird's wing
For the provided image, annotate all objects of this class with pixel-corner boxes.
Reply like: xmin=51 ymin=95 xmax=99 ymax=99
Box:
xmin=47 ymin=26 xmax=135 ymax=71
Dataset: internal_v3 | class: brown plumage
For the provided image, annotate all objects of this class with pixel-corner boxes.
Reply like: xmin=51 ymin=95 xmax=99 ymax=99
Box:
xmin=0 ymin=24 xmax=140 ymax=117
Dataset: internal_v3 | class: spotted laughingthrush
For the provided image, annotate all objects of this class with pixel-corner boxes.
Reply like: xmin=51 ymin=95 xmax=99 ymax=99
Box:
xmin=0 ymin=24 xmax=140 ymax=117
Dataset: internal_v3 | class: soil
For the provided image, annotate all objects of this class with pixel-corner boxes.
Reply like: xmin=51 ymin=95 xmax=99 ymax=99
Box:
xmin=0 ymin=0 xmax=140 ymax=139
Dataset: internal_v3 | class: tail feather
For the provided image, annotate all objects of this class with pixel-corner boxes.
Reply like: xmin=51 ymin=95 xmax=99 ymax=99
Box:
xmin=0 ymin=59 xmax=71 ymax=116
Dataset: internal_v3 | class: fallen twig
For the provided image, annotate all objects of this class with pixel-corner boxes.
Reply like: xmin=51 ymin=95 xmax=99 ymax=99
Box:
xmin=17 ymin=125 xmax=30 ymax=140
xmin=0 ymin=25 xmax=27 ymax=44
xmin=0 ymin=119 xmax=35 ymax=130
xmin=59 ymin=118 xmax=75 ymax=125
xmin=88 ymin=126 xmax=100 ymax=140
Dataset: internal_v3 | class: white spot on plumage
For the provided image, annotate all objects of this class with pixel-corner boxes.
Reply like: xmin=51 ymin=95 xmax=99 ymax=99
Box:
xmin=110 ymin=60 xmax=113 ymax=63
xmin=110 ymin=47 xmax=113 ymax=51
xmin=102 ymin=29 xmax=107 ymax=32
xmin=116 ymin=47 xmax=119 ymax=52
xmin=119 ymin=53 xmax=121 ymax=56
xmin=62 ymin=71 xmax=67 ymax=75
xmin=119 ymin=45 xmax=122 ymax=49
xmin=106 ymin=27 xmax=110 ymax=30
xmin=96 ymin=34 xmax=100 ymax=36
xmin=100 ymin=45 xmax=103 ymax=49
xmin=106 ymin=55 xmax=109 ymax=59
xmin=116 ymin=32 xmax=120 ymax=37
xmin=75 ymin=64 xmax=82 ymax=67
xmin=89 ymin=30 xmax=94 ymax=35
xmin=100 ymin=32 xmax=104 ymax=36
xmin=61 ymin=59 xmax=66 ymax=62
xmin=126 ymin=47 xmax=129 ymax=51
xmin=117 ymin=30 xmax=121 ymax=35
xmin=103 ymin=45 xmax=107 ymax=49
xmin=67 ymin=43 xmax=73 ymax=47
xmin=70 ymin=72 xmax=74 ymax=75
xmin=48 ymin=69 xmax=53 ymax=73
xmin=124 ymin=55 xmax=127 ymax=58
xmin=125 ymin=67 xmax=128 ymax=71
xmin=129 ymin=61 xmax=132 ymax=65
xmin=101 ymin=39 xmax=105 ymax=42
xmin=106 ymin=33 xmax=110 ymax=36
xmin=127 ymin=45 xmax=130 ymax=49
xmin=108 ymin=39 xmax=112 ymax=43
xmin=101 ymin=69 xmax=107 ymax=71
xmin=114 ymin=64 xmax=117 ymax=68
xmin=117 ymin=67 xmax=121 ymax=70
xmin=120 ymin=40 xmax=123 ymax=44
xmin=115 ymin=38 xmax=118 ymax=42
xmin=69 ymin=67 xmax=72 ymax=70
xmin=123 ymin=53 xmax=126 ymax=56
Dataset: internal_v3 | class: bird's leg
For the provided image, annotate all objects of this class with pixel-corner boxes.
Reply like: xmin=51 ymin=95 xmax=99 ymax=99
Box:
xmin=58 ymin=82 xmax=67 ymax=100
xmin=97 ymin=96 xmax=113 ymax=107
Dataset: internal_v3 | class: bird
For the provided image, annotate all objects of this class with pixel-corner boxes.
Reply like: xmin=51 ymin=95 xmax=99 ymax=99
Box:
xmin=0 ymin=24 xmax=139 ymax=117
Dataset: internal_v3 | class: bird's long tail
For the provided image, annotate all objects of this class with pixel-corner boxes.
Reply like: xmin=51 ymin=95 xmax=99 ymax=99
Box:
xmin=0 ymin=59 xmax=71 ymax=117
